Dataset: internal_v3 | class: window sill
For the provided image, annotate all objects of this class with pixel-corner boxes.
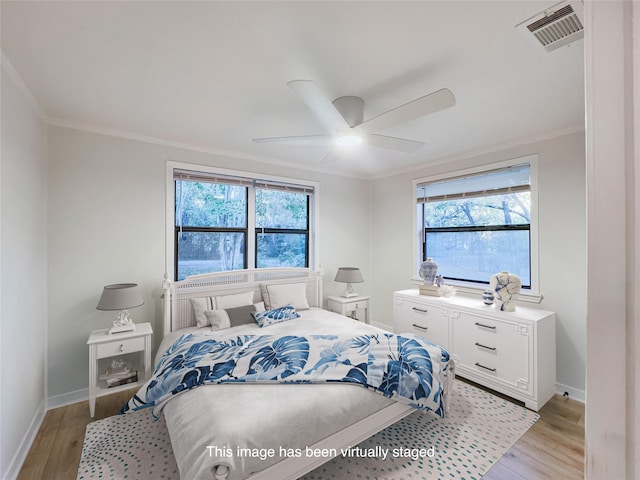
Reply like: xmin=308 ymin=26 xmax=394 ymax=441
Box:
xmin=409 ymin=278 xmax=543 ymax=304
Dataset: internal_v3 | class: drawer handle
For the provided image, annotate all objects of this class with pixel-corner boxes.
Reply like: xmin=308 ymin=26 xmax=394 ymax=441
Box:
xmin=412 ymin=307 xmax=428 ymax=313
xmin=412 ymin=323 xmax=428 ymax=331
xmin=474 ymin=322 xmax=496 ymax=330
xmin=475 ymin=342 xmax=496 ymax=351
xmin=120 ymin=344 xmax=124 ymax=352
xmin=475 ymin=362 xmax=496 ymax=372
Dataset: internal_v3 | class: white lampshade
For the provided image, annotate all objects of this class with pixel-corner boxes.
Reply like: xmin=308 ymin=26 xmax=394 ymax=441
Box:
xmin=334 ymin=267 xmax=363 ymax=298
xmin=334 ymin=267 xmax=364 ymax=284
xmin=97 ymin=283 xmax=144 ymax=334
xmin=97 ymin=283 xmax=144 ymax=311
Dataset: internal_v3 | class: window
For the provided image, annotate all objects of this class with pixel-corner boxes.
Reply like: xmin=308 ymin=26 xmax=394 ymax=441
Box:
xmin=171 ymin=167 xmax=316 ymax=281
xmin=255 ymin=185 xmax=309 ymax=268
xmin=415 ymin=159 xmax=537 ymax=292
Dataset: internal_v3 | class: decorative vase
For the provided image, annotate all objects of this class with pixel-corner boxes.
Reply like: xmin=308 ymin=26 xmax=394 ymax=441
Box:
xmin=419 ymin=257 xmax=439 ymax=285
xmin=489 ymin=271 xmax=521 ymax=312
xmin=482 ymin=289 xmax=494 ymax=306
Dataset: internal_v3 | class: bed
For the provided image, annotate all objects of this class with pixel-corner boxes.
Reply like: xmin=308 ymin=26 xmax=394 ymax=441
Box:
xmin=123 ymin=268 xmax=452 ymax=480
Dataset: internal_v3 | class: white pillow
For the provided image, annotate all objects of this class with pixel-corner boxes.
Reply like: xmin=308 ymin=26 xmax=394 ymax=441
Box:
xmin=261 ymin=282 xmax=310 ymax=310
xmin=206 ymin=302 xmax=267 ymax=332
xmin=205 ymin=309 xmax=231 ymax=331
xmin=215 ymin=291 xmax=255 ymax=310
xmin=190 ymin=297 xmax=216 ymax=328
xmin=190 ymin=291 xmax=254 ymax=327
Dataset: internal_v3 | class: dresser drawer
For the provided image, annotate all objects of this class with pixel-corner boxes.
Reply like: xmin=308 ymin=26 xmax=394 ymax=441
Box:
xmin=392 ymin=289 xmax=556 ymax=411
xmin=96 ymin=336 xmax=145 ymax=359
xmin=394 ymin=297 xmax=449 ymax=350
xmin=452 ymin=311 xmax=531 ymax=393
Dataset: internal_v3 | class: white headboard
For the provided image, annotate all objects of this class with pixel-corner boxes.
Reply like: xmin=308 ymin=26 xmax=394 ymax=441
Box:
xmin=162 ymin=268 xmax=323 ymax=336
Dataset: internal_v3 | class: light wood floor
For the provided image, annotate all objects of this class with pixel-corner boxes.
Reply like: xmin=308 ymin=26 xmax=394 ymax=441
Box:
xmin=18 ymin=381 xmax=584 ymax=479
xmin=482 ymin=384 xmax=585 ymax=480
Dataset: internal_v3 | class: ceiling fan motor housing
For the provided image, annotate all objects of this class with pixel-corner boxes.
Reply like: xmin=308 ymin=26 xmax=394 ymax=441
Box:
xmin=332 ymin=96 xmax=364 ymax=127
xmin=253 ymin=80 xmax=455 ymax=153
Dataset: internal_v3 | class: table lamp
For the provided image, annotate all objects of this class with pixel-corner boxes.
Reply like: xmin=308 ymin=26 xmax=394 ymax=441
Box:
xmin=97 ymin=283 xmax=144 ymax=334
xmin=334 ymin=267 xmax=364 ymax=298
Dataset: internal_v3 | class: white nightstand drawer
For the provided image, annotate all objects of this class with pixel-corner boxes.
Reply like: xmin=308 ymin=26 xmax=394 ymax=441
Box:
xmin=326 ymin=295 xmax=371 ymax=324
xmin=88 ymin=322 xmax=153 ymax=417
xmin=96 ymin=336 xmax=145 ymax=359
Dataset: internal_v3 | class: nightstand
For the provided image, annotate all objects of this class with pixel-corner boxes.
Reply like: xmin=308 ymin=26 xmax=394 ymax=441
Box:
xmin=327 ymin=295 xmax=371 ymax=324
xmin=87 ymin=322 xmax=153 ymax=417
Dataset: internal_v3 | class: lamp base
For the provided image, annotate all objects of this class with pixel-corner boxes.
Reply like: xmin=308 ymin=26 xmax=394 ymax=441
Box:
xmin=341 ymin=291 xmax=359 ymax=298
xmin=109 ymin=323 xmax=136 ymax=334
xmin=108 ymin=309 xmax=136 ymax=334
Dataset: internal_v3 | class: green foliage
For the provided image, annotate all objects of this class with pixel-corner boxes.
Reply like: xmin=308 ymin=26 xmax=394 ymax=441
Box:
xmin=175 ymin=181 xmax=309 ymax=279
xmin=256 ymin=189 xmax=307 ymax=229
xmin=424 ymin=192 xmax=530 ymax=228
xmin=422 ymin=192 xmax=532 ymax=285
xmin=176 ymin=181 xmax=247 ymax=228
xmin=257 ymin=233 xmax=306 ymax=268
xmin=255 ymin=189 xmax=308 ymax=268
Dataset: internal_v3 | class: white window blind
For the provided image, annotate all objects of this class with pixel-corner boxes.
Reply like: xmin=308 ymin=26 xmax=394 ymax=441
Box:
xmin=254 ymin=180 xmax=314 ymax=195
xmin=173 ymin=169 xmax=253 ymax=187
xmin=174 ymin=169 xmax=315 ymax=195
xmin=417 ymin=163 xmax=530 ymax=203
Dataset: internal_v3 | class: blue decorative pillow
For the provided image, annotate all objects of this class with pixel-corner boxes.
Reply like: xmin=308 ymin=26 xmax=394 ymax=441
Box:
xmin=251 ymin=304 xmax=300 ymax=327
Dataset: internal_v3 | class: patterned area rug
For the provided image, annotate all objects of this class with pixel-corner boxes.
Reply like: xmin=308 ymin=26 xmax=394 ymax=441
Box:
xmin=77 ymin=381 xmax=538 ymax=480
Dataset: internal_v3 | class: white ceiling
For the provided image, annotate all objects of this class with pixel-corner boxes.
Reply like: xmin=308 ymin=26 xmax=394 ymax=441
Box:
xmin=1 ymin=1 xmax=584 ymax=178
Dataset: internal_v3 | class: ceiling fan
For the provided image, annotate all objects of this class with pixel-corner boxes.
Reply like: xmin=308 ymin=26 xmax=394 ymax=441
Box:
xmin=253 ymin=80 xmax=456 ymax=153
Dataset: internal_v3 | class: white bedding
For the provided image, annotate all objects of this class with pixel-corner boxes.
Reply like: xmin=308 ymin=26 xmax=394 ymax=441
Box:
xmin=158 ymin=308 xmax=400 ymax=480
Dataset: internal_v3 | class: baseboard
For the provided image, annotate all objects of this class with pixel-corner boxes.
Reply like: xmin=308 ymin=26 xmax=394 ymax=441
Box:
xmin=3 ymin=400 xmax=45 ymax=480
xmin=556 ymin=383 xmax=585 ymax=404
xmin=47 ymin=387 xmax=88 ymax=410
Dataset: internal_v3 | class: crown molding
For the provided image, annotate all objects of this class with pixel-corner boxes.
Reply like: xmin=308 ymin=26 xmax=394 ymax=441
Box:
xmin=47 ymin=117 xmax=368 ymax=179
xmin=4 ymin=50 xmax=584 ymax=183
xmin=1 ymin=51 xmax=48 ymax=124
xmin=369 ymin=123 xmax=586 ymax=180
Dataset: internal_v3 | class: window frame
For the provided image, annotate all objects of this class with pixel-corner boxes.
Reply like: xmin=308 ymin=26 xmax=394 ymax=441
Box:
xmin=254 ymin=187 xmax=311 ymax=269
xmin=166 ymin=161 xmax=319 ymax=281
xmin=411 ymin=155 xmax=541 ymax=300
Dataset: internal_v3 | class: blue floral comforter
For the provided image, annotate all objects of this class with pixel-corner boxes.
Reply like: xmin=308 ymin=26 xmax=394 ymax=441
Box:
xmin=122 ymin=332 xmax=450 ymax=418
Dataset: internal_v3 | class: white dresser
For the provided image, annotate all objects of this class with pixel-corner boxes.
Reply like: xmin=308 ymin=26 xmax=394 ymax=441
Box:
xmin=393 ymin=289 xmax=556 ymax=411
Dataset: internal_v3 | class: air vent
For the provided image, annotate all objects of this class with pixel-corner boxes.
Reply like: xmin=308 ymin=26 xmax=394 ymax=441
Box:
xmin=516 ymin=1 xmax=584 ymax=53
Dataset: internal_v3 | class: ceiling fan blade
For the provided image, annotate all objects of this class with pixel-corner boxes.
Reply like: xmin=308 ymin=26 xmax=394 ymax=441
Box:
xmin=365 ymin=133 xmax=425 ymax=153
xmin=320 ymin=149 xmax=339 ymax=164
xmin=287 ymin=80 xmax=350 ymax=134
xmin=358 ymin=88 xmax=456 ymax=133
xmin=252 ymin=134 xmax=332 ymax=146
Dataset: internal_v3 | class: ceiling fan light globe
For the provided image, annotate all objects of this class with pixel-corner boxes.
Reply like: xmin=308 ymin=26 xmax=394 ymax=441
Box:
xmin=335 ymin=132 xmax=363 ymax=147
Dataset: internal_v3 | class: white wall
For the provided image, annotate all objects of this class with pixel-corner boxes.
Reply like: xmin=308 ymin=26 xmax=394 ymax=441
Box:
xmin=5 ymin=99 xmax=590 ymax=474
xmin=0 ymin=68 xmax=48 ymax=478
xmin=369 ymin=131 xmax=587 ymax=397
xmin=46 ymin=126 xmax=371 ymax=399
xmin=46 ymin=126 xmax=587 ymax=402
xmin=584 ymin=1 xmax=639 ymax=477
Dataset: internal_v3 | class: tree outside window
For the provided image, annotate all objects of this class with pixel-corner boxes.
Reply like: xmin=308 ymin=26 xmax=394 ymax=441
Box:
xmin=174 ymin=174 xmax=312 ymax=280
xmin=175 ymin=181 xmax=247 ymax=280
xmin=255 ymin=188 xmax=309 ymax=268
xmin=418 ymin=163 xmax=532 ymax=288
